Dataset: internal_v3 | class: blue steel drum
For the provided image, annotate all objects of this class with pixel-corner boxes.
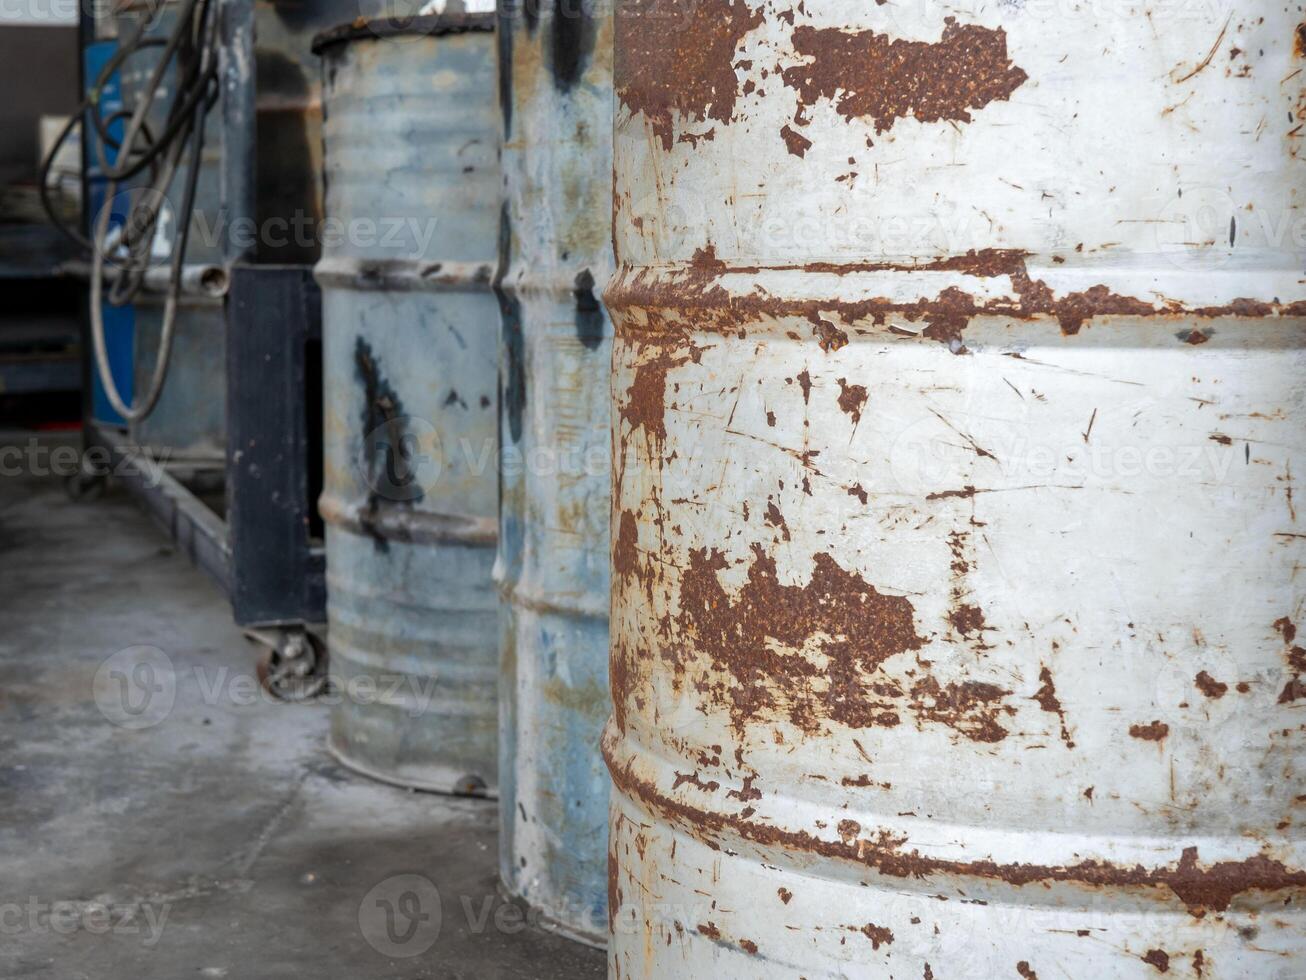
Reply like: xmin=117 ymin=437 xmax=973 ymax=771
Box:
xmin=314 ymin=15 xmax=502 ymax=795
xmin=495 ymin=0 xmax=614 ymax=944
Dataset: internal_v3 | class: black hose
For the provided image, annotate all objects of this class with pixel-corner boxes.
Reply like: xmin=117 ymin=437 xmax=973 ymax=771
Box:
xmin=42 ymin=0 xmax=224 ymax=423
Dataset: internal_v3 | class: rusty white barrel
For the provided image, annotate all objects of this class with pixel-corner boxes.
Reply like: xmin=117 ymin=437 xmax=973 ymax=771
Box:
xmin=495 ymin=0 xmax=614 ymax=945
xmin=605 ymin=2 xmax=1306 ymax=976
xmin=314 ymin=14 xmax=501 ymax=796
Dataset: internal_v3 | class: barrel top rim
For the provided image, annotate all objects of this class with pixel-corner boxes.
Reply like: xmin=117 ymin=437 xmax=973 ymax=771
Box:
xmin=312 ymin=12 xmax=495 ymax=54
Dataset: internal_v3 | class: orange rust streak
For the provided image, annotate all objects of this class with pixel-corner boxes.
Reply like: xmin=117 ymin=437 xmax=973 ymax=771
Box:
xmin=604 ymin=743 xmax=1306 ymax=917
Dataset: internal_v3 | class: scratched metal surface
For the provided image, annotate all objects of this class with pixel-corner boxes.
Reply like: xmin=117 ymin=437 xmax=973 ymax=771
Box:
xmin=494 ymin=0 xmax=615 ymax=947
xmin=605 ymin=2 xmax=1306 ymax=977
xmin=315 ymin=17 xmax=502 ymax=796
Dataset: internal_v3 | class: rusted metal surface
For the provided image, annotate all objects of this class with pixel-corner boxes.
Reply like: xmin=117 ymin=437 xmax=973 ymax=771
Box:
xmin=607 ymin=2 xmax=1306 ymax=976
xmin=315 ymin=15 xmax=501 ymax=795
xmin=495 ymin=0 xmax=614 ymax=946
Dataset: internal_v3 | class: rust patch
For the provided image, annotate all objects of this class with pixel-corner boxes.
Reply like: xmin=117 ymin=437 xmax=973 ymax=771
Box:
xmin=1275 ymin=617 xmax=1306 ymax=703
xmin=690 ymin=244 xmax=728 ymax=275
xmin=811 ymin=315 xmax=849 ymax=352
xmin=908 ymin=677 xmax=1013 ymax=743
xmin=605 ymin=741 xmax=1306 ymax=916
xmin=739 ymin=938 xmax=758 ymax=954
xmin=697 ymin=921 xmax=721 ymax=940
xmin=1033 ymin=666 xmax=1075 ymax=748
xmin=781 ymin=19 xmax=1028 ymax=137
xmin=856 ymin=923 xmax=894 ymax=949
xmin=764 ymin=501 xmax=791 ymax=541
xmin=1130 ymin=721 xmax=1170 ymax=742
xmin=1016 ymin=964 xmax=1038 ymax=980
xmin=777 ymin=887 xmax=792 ymax=904
xmin=677 ymin=544 xmax=927 ymax=733
xmin=614 ymin=510 xmax=641 ymax=580
xmin=615 ymin=0 xmax=763 ymax=150
xmin=620 ymin=342 xmax=700 ymax=450
xmin=610 ymin=639 xmax=633 ymax=734
xmin=927 ymin=486 xmax=978 ymax=501
xmin=672 ymin=770 xmax=720 ymax=793
xmin=1142 ymin=949 xmax=1171 ymax=973
xmin=797 ymin=369 xmax=812 ymax=404
xmin=948 ymin=603 xmax=988 ymax=638
xmin=1194 ymin=671 xmax=1228 ymax=699
xmin=836 ymin=378 xmax=868 ymax=427
xmin=780 ymin=124 xmax=812 ymax=157
xmin=607 ymin=842 xmax=620 ymax=931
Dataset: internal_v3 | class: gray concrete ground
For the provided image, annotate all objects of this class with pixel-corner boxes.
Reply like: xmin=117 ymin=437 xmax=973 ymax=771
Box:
xmin=0 ymin=433 xmax=605 ymax=979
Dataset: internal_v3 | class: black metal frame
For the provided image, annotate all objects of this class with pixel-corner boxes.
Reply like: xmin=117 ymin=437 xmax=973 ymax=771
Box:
xmin=225 ymin=265 xmax=325 ymax=626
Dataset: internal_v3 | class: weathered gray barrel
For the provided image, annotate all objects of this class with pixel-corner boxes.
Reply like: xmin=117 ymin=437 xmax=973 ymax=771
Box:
xmin=495 ymin=0 xmax=613 ymax=945
xmin=606 ymin=2 xmax=1306 ymax=976
xmin=315 ymin=14 xmax=501 ymax=796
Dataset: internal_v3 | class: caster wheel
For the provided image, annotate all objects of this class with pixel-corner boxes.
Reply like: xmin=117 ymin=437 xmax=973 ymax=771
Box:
xmin=249 ymin=628 xmax=328 ymax=702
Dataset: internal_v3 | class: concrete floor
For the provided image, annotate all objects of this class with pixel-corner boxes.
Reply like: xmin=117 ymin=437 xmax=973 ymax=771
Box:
xmin=0 ymin=434 xmax=605 ymax=979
